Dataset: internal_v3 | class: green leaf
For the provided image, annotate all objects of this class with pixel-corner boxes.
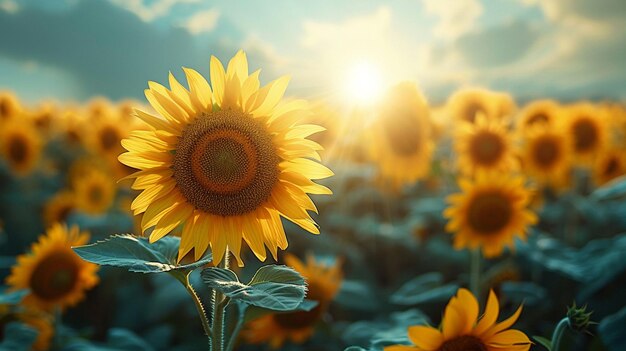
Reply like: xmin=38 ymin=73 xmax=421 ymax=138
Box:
xmin=0 ymin=322 xmax=37 ymax=351
xmin=72 ymin=234 xmax=212 ymax=273
xmin=533 ymin=335 xmax=553 ymax=350
xmin=201 ymin=265 xmax=306 ymax=311
xmin=0 ymin=289 xmax=28 ymax=305
xmin=599 ymin=305 xmax=626 ymax=351
xmin=242 ymin=299 xmax=319 ymax=323
xmin=391 ymin=272 xmax=458 ymax=305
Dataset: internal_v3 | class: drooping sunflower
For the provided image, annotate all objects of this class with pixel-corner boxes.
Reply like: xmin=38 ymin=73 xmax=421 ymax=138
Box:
xmin=0 ymin=120 xmax=42 ymax=176
xmin=562 ymin=103 xmax=609 ymax=165
xmin=519 ymin=126 xmax=571 ymax=189
xmin=368 ymin=82 xmax=434 ymax=189
xmin=515 ymin=99 xmax=561 ymax=134
xmin=243 ymin=254 xmax=342 ymax=348
xmin=0 ymin=91 xmax=23 ymax=122
xmin=73 ymin=168 xmax=116 ymax=215
xmin=444 ymin=172 xmax=537 ymax=258
xmin=593 ymin=147 xmax=626 ymax=186
xmin=6 ymin=223 xmax=99 ymax=311
xmin=119 ymin=51 xmax=332 ymax=266
xmin=447 ymin=88 xmax=498 ymax=125
xmin=385 ymin=288 xmax=531 ymax=351
xmin=454 ymin=116 xmax=517 ymax=175
xmin=43 ymin=191 xmax=76 ymax=227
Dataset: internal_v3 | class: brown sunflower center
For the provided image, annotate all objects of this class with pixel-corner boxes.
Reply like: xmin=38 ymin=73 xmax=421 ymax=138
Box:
xmin=35 ymin=113 xmax=52 ymax=130
xmin=87 ymin=184 xmax=105 ymax=205
xmin=604 ymin=157 xmax=620 ymax=177
xmin=7 ymin=135 xmax=29 ymax=165
xmin=533 ymin=136 xmax=560 ymax=168
xmin=527 ymin=112 xmax=548 ymax=126
xmin=383 ymin=108 xmax=423 ymax=156
xmin=99 ymin=126 xmax=121 ymax=151
xmin=467 ymin=192 xmax=512 ymax=234
xmin=273 ymin=282 xmax=326 ymax=329
xmin=29 ymin=251 xmax=79 ymax=300
xmin=437 ymin=335 xmax=487 ymax=351
xmin=0 ymin=100 xmax=8 ymax=118
xmin=572 ymin=118 xmax=598 ymax=152
xmin=469 ymin=131 xmax=504 ymax=166
xmin=463 ymin=102 xmax=485 ymax=123
xmin=173 ymin=109 xmax=280 ymax=216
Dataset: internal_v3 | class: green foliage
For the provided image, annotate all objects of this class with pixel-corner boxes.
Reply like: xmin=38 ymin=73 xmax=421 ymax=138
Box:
xmin=0 ymin=289 xmax=27 ymax=305
xmin=533 ymin=335 xmax=553 ymax=350
xmin=201 ymin=265 xmax=307 ymax=311
xmin=599 ymin=305 xmax=626 ymax=351
xmin=390 ymin=272 xmax=458 ymax=305
xmin=0 ymin=322 xmax=37 ymax=351
xmin=72 ymin=234 xmax=212 ymax=273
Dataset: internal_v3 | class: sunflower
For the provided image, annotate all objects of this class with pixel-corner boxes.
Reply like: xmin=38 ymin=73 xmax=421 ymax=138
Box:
xmin=0 ymin=91 xmax=23 ymax=122
xmin=58 ymin=108 xmax=87 ymax=147
xmin=29 ymin=101 xmax=57 ymax=136
xmin=447 ymin=88 xmax=498 ymax=125
xmin=562 ymin=103 xmax=609 ymax=165
xmin=454 ymin=116 xmax=516 ymax=175
xmin=0 ymin=120 xmax=42 ymax=176
xmin=6 ymin=223 xmax=99 ymax=311
xmin=243 ymin=254 xmax=342 ymax=348
xmin=444 ymin=172 xmax=537 ymax=258
xmin=593 ymin=147 xmax=626 ymax=186
xmin=119 ymin=51 xmax=332 ymax=266
xmin=43 ymin=191 xmax=76 ymax=227
xmin=368 ymin=82 xmax=434 ymax=189
xmin=86 ymin=97 xmax=113 ymax=121
xmin=515 ymin=99 xmax=561 ymax=134
xmin=491 ymin=91 xmax=517 ymax=122
xmin=88 ymin=112 xmax=130 ymax=159
xmin=18 ymin=310 xmax=54 ymax=351
xmin=519 ymin=126 xmax=571 ymax=189
xmin=73 ymin=168 xmax=116 ymax=215
xmin=385 ymin=288 xmax=531 ymax=351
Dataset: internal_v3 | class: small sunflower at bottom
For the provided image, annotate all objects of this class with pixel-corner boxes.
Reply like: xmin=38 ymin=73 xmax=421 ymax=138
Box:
xmin=6 ymin=223 xmax=99 ymax=311
xmin=243 ymin=254 xmax=342 ymax=349
xmin=0 ymin=119 xmax=42 ymax=176
xmin=385 ymin=288 xmax=531 ymax=351
xmin=444 ymin=172 xmax=537 ymax=258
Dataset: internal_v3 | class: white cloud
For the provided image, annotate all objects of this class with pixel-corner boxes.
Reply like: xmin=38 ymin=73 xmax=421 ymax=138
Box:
xmin=0 ymin=0 xmax=18 ymax=14
xmin=181 ymin=9 xmax=220 ymax=34
xmin=422 ymin=0 xmax=483 ymax=40
xmin=109 ymin=0 xmax=200 ymax=22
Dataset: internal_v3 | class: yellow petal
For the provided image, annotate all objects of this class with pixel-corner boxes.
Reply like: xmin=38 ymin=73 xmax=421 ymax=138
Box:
xmin=407 ymin=325 xmax=443 ymax=350
xmin=183 ymin=67 xmax=213 ymax=111
xmin=210 ymin=55 xmax=226 ymax=106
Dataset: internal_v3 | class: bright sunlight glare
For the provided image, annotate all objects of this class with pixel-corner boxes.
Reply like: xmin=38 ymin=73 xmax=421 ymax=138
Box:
xmin=343 ymin=61 xmax=384 ymax=105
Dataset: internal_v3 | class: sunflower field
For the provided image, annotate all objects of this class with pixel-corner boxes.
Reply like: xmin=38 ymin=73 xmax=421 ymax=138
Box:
xmin=1 ymin=2 xmax=626 ymax=351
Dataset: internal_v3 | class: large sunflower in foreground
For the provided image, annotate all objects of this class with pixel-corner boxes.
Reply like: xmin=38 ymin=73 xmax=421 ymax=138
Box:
xmin=0 ymin=120 xmax=42 ymax=176
xmin=454 ymin=116 xmax=516 ymax=175
xmin=243 ymin=254 xmax=342 ymax=348
xmin=444 ymin=172 xmax=537 ymax=258
xmin=119 ymin=51 xmax=332 ymax=266
xmin=385 ymin=288 xmax=531 ymax=351
xmin=6 ymin=223 xmax=99 ymax=311
xmin=562 ymin=103 xmax=609 ymax=165
xmin=369 ymin=82 xmax=434 ymax=189
xmin=519 ymin=126 xmax=571 ymax=189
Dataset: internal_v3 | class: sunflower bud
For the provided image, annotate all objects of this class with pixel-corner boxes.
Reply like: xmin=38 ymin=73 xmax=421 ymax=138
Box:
xmin=566 ymin=302 xmax=594 ymax=332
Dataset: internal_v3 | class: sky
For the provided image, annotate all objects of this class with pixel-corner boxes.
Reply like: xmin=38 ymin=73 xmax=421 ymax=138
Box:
xmin=0 ymin=0 xmax=625 ymax=105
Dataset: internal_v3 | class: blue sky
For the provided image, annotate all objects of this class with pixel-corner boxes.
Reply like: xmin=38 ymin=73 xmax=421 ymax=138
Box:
xmin=0 ymin=0 xmax=625 ymax=105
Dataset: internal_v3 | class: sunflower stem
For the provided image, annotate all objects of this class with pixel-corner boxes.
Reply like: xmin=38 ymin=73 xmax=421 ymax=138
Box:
xmin=179 ymin=272 xmax=213 ymax=341
xmin=212 ymin=252 xmax=229 ymax=351
xmin=551 ymin=317 xmax=570 ymax=351
xmin=470 ymin=249 xmax=481 ymax=297
xmin=225 ymin=304 xmax=246 ymax=351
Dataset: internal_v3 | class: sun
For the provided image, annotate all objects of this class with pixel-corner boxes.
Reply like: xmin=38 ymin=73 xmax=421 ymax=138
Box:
xmin=343 ymin=61 xmax=384 ymax=105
